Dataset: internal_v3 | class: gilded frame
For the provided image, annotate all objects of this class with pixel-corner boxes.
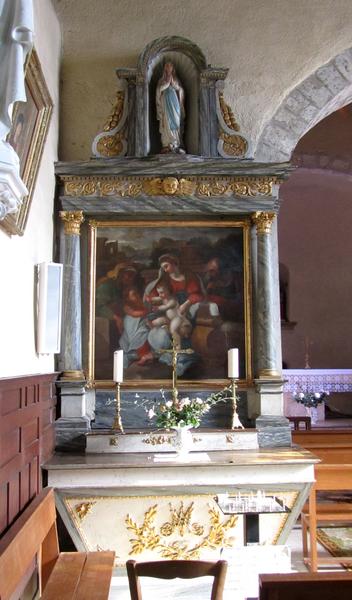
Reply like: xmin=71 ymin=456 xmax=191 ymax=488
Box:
xmin=1 ymin=49 xmax=53 ymax=236
xmin=88 ymin=219 xmax=252 ymax=389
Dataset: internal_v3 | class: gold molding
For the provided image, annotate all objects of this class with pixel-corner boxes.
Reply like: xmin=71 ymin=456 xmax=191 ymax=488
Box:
xmin=252 ymin=211 xmax=276 ymax=234
xmin=60 ymin=210 xmax=84 ymax=235
xmin=61 ymin=175 xmax=278 ymax=199
xmin=258 ymin=368 xmax=282 ymax=379
xmin=60 ymin=369 xmax=85 ymax=380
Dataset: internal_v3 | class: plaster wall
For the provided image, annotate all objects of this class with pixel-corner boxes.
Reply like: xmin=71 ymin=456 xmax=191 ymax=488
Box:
xmin=52 ymin=0 xmax=352 ymax=161
xmin=0 ymin=0 xmax=61 ymax=377
xmin=279 ymin=168 xmax=352 ymax=369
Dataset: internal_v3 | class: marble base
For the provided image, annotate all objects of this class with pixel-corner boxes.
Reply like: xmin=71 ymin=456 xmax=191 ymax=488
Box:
xmin=55 ymin=416 xmax=91 ymax=451
xmin=256 ymin=415 xmax=292 ymax=447
xmin=86 ymin=428 xmax=259 ymax=454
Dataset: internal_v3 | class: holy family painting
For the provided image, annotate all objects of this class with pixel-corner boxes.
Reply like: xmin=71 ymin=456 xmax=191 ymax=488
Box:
xmin=89 ymin=220 xmax=251 ymax=386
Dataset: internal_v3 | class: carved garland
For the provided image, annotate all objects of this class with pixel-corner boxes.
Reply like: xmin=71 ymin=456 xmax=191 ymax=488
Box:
xmin=125 ymin=501 xmax=238 ymax=559
xmin=61 ymin=176 xmax=278 ymax=198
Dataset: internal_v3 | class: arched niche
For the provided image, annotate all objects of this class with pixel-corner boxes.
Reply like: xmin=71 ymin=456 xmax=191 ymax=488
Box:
xmin=114 ymin=36 xmax=240 ymax=158
xmin=147 ymin=50 xmax=200 ymax=155
xmin=138 ymin=37 xmax=206 ymax=156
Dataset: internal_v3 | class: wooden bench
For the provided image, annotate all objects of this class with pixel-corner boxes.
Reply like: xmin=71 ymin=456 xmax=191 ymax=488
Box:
xmin=301 ymin=463 xmax=352 ymax=571
xmin=0 ymin=487 xmax=115 ymax=600
xmin=258 ymin=571 xmax=352 ymax=600
xmin=291 ymin=430 xmax=352 ymax=571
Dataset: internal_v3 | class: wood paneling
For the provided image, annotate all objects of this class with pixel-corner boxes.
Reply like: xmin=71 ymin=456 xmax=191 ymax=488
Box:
xmin=0 ymin=373 xmax=57 ymax=537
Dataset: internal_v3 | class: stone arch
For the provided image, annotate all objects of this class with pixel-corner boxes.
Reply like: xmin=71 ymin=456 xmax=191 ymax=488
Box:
xmin=255 ymin=47 xmax=352 ymax=162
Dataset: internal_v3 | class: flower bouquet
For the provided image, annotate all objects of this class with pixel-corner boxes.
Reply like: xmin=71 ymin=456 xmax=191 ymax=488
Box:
xmin=293 ymin=390 xmax=329 ymax=408
xmin=144 ymin=388 xmax=228 ymax=429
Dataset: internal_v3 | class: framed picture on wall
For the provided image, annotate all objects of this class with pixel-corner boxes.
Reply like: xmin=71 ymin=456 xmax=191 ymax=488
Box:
xmin=1 ymin=49 xmax=53 ymax=236
xmin=87 ymin=219 xmax=252 ymax=389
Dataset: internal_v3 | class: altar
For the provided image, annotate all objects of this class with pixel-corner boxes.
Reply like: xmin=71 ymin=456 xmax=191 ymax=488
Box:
xmin=50 ymin=36 xmax=317 ymax=567
xmin=44 ymin=445 xmax=317 ymax=566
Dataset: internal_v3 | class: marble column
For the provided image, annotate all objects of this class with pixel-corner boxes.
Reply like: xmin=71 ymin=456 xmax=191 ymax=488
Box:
xmin=252 ymin=211 xmax=280 ymax=379
xmin=252 ymin=212 xmax=290 ymax=446
xmin=59 ymin=210 xmax=85 ymax=379
xmin=56 ymin=211 xmax=91 ymax=450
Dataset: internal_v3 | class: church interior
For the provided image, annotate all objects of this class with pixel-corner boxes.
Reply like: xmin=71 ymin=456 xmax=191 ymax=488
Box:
xmin=1 ymin=1 xmax=352 ymax=598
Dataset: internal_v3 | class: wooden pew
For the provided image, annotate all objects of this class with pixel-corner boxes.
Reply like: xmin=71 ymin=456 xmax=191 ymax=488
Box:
xmin=0 ymin=487 xmax=115 ymax=600
xmin=259 ymin=571 xmax=352 ymax=600
xmin=301 ymin=463 xmax=352 ymax=571
xmin=292 ymin=430 xmax=352 ymax=571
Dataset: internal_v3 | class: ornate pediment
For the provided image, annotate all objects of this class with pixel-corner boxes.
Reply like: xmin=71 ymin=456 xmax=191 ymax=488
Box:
xmin=92 ymin=36 xmax=250 ymax=160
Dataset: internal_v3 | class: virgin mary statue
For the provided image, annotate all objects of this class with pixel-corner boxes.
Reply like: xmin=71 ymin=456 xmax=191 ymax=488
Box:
xmin=156 ymin=62 xmax=185 ymax=153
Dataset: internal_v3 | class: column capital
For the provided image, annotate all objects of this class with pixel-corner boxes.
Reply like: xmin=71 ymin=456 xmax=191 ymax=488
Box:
xmin=252 ymin=211 xmax=276 ymax=234
xmin=60 ymin=210 xmax=84 ymax=235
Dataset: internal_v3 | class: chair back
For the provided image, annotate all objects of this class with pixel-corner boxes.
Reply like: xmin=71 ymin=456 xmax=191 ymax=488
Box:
xmin=126 ymin=559 xmax=227 ymax=600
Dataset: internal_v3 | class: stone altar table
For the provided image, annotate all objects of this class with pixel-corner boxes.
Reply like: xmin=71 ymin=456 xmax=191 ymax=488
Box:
xmin=43 ymin=446 xmax=317 ymax=566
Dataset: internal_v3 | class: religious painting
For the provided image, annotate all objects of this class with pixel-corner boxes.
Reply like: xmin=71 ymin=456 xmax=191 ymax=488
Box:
xmin=1 ymin=49 xmax=53 ymax=236
xmin=88 ymin=220 xmax=252 ymax=387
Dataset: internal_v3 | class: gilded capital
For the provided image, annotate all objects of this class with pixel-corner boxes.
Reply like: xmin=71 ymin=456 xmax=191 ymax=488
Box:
xmin=252 ymin=211 xmax=276 ymax=234
xmin=60 ymin=211 xmax=84 ymax=235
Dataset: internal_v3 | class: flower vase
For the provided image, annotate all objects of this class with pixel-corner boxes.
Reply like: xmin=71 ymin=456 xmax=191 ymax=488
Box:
xmin=171 ymin=425 xmax=193 ymax=458
xmin=306 ymin=406 xmax=318 ymax=425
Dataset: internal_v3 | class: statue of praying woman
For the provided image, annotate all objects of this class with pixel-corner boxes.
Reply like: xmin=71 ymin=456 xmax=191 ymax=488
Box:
xmin=156 ymin=62 xmax=185 ymax=153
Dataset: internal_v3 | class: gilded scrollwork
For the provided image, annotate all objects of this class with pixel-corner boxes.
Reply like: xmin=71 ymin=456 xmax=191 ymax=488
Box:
xmin=220 ymin=131 xmax=248 ymax=158
xmin=142 ymin=434 xmax=170 ymax=446
xmin=125 ymin=500 xmax=238 ymax=559
xmin=61 ymin=175 xmax=276 ymax=199
xmin=92 ymin=90 xmax=128 ymax=158
xmin=160 ymin=502 xmax=204 ymax=537
xmin=216 ymin=90 xmax=249 ymax=159
xmin=218 ymin=92 xmax=239 ymax=131
xmin=75 ymin=501 xmax=96 ymax=521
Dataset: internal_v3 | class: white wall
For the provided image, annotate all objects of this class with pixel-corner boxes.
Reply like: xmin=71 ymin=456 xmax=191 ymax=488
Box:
xmin=0 ymin=0 xmax=61 ymax=377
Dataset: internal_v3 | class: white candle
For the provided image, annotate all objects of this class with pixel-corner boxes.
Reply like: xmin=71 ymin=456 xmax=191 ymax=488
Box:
xmin=228 ymin=348 xmax=239 ymax=379
xmin=113 ymin=350 xmax=124 ymax=382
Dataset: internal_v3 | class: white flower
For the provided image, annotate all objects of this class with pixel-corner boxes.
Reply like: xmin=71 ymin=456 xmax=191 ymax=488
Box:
xmin=182 ymin=398 xmax=191 ymax=406
xmin=299 ymin=392 xmax=305 ymax=399
xmin=165 ymin=400 xmax=173 ymax=408
xmin=195 ymin=398 xmax=203 ymax=404
xmin=147 ymin=408 xmax=155 ymax=419
xmin=314 ymin=393 xmax=321 ymax=399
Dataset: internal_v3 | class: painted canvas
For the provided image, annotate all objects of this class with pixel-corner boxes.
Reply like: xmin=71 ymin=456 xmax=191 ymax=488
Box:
xmin=89 ymin=220 xmax=251 ymax=386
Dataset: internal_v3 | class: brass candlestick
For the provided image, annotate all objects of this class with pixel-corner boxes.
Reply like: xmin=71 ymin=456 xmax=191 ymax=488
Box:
xmin=112 ymin=382 xmax=124 ymax=432
xmin=230 ymin=377 xmax=244 ymax=430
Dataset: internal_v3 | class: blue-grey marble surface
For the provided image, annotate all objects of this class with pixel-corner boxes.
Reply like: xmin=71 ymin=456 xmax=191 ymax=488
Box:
xmin=92 ymin=389 xmax=251 ymax=431
xmin=55 ymin=155 xmax=292 ymax=178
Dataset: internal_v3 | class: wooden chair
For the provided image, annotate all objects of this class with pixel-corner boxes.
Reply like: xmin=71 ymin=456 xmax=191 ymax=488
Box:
xmin=126 ymin=559 xmax=228 ymax=600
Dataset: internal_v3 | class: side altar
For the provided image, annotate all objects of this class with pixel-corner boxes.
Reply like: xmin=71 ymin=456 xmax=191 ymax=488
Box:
xmin=48 ymin=36 xmax=318 ymax=566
